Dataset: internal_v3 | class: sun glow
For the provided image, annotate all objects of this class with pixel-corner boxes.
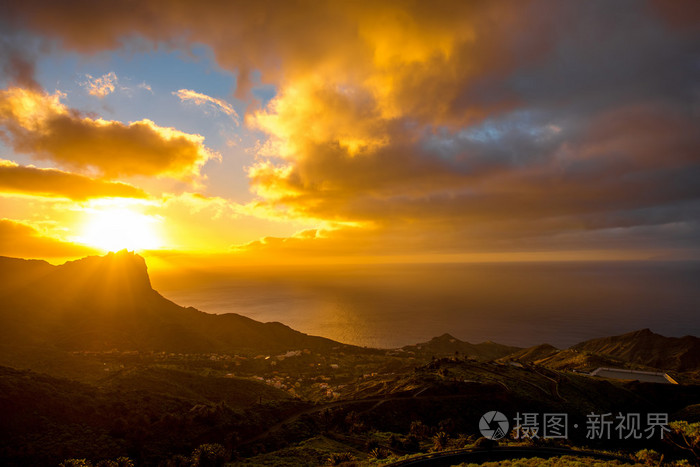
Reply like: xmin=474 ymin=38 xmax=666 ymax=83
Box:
xmin=79 ymin=206 xmax=162 ymax=252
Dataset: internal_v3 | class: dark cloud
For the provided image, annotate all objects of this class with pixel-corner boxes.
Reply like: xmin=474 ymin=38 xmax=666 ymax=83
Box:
xmin=2 ymin=0 xmax=699 ymax=255
xmin=0 ymin=23 xmax=42 ymax=90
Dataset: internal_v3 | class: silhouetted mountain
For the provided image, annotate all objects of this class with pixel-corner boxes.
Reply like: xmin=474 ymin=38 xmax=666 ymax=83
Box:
xmin=2 ymin=253 xmax=700 ymax=466
xmin=0 ymin=251 xmax=352 ymax=355
xmin=2 ymin=252 xmax=698 ymax=372
xmin=571 ymin=328 xmax=700 ymax=371
xmin=401 ymin=333 xmax=520 ymax=360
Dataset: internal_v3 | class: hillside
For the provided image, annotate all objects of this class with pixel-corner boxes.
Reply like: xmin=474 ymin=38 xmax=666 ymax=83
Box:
xmin=1 ymin=252 xmax=700 ymax=466
xmin=401 ymin=333 xmax=521 ymax=360
xmin=522 ymin=349 xmax=639 ymax=373
xmin=0 ymin=365 xmax=304 ymax=466
xmin=99 ymin=366 xmax=293 ymax=408
xmin=501 ymin=343 xmax=559 ymax=363
xmin=0 ymin=251 xmax=353 ymax=356
xmin=572 ymin=329 xmax=700 ymax=372
xmin=2 ymin=252 xmax=698 ymax=374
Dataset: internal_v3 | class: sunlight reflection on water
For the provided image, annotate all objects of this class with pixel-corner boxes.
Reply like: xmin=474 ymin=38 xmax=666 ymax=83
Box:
xmin=154 ymin=261 xmax=700 ymax=348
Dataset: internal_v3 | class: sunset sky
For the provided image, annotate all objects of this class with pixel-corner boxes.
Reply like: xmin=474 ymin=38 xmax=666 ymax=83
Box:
xmin=0 ymin=0 xmax=698 ymax=266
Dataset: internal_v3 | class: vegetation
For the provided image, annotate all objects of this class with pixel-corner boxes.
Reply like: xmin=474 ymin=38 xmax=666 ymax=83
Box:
xmin=2 ymin=253 xmax=700 ymax=465
xmin=454 ymin=457 xmax=646 ymax=466
xmin=634 ymin=448 xmax=662 ymax=464
xmin=666 ymin=421 xmax=700 ymax=461
xmin=432 ymin=431 xmax=449 ymax=451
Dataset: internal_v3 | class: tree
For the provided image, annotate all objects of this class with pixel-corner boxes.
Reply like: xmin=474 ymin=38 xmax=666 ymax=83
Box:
xmin=60 ymin=460 xmax=92 ymax=467
xmin=190 ymin=443 xmax=228 ymax=467
xmin=114 ymin=457 xmax=134 ymax=467
xmin=634 ymin=449 xmax=662 ymax=465
xmin=369 ymin=447 xmax=389 ymax=459
xmin=432 ymin=431 xmax=449 ymax=451
xmin=95 ymin=458 xmax=134 ymax=467
xmin=665 ymin=421 xmax=700 ymax=461
xmin=439 ymin=418 xmax=456 ymax=434
xmin=403 ymin=434 xmax=420 ymax=452
xmin=454 ymin=434 xmax=474 ymax=448
xmin=344 ymin=411 xmax=365 ymax=433
xmin=326 ymin=452 xmax=354 ymax=465
xmin=410 ymin=420 xmax=431 ymax=438
xmin=164 ymin=455 xmax=190 ymax=467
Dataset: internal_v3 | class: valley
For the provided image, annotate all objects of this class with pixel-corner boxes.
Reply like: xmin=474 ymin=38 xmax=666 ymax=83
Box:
xmin=1 ymin=252 xmax=698 ymax=466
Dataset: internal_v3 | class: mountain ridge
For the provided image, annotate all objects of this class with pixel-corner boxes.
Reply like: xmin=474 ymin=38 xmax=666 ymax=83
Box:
xmin=1 ymin=252 xmax=698 ymax=372
xmin=572 ymin=328 xmax=700 ymax=372
xmin=1 ymin=252 xmax=699 ymax=466
xmin=0 ymin=251 xmax=354 ymax=355
xmin=400 ymin=332 xmax=522 ymax=361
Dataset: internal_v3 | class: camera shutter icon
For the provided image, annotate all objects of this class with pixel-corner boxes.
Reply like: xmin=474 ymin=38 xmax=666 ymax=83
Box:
xmin=479 ymin=411 xmax=509 ymax=440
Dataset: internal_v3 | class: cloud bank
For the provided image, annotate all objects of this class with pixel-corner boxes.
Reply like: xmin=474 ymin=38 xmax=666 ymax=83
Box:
xmin=1 ymin=0 xmax=699 ymax=256
xmin=0 ymin=87 xmax=218 ymax=182
xmin=0 ymin=160 xmax=148 ymax=200
xmin=0 ymin=219 xmax=98 ymax=258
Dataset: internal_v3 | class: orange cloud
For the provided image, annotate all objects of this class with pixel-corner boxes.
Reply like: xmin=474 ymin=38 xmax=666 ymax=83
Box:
xmin=3 ymin=1 xmax=699 ymax=257
xmin=173 ymin=89 xmax=239 ymax=123
xmin=243 ymin=99 xmax=700 ymax=256
xmin=0 ymin=87 xmax=218 ymax=181
xmin=0 ymin=218 xmax=98 ymax=259
xmin=0 ymin=160 xmax=148 ymax=200
xmin=80 ymin=71 xmax=118 ymax=97
xmin=2 ymin=1 xmax=534 ymax=121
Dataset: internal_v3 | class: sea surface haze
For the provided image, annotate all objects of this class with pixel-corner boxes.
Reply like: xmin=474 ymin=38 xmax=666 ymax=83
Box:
xmin=152 ymin=261 xmax=700 ymax=349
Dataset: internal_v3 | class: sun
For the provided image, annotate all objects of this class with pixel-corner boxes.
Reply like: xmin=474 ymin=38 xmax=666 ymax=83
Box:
xmin=79 ymin=207 xmax=163 ymax=252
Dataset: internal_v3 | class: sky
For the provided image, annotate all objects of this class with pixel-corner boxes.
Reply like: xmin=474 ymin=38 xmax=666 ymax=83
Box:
xmin=0 ymin=0 xmax=699 ymax=267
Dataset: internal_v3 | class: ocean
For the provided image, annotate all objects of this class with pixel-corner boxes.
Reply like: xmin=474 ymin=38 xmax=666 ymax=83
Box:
xmin=151 ymin=261 xmax=700 ymax=349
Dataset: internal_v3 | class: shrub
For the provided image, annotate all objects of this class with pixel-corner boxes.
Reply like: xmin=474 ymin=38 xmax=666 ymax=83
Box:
xmin=60 ymin=460 xmax=92 ymax=467
xmin=365 ymin=439 xmax=379 ymax=451
xmin=403 ymin=434 xmax=420 ymax=452
xmin=454 ymin=433 xmax=474 ymax=448
xmin=474 ymin=436 xmax=497 ymax=449
xmin=389 ymin=434 xmax=401 ymax=449
xmin=95 ymin=458 xmax=134 ymax=467
xmin=432 ymin=431 xmax=449 ymax=451
xmin=410 ymin=420 xmax=431 ymax=438
xmin=190 ymin=443 xmax=227 ymax=467
xmin=369 ymin=447 xmax=389 ymax=459
xmin=635 ymin=449 xmax=661 ymax=464
xmin=165 ymin=455 xmax=190 ymax=467
xmin=326 ymin=452 xmax=355 ymax=465
xmin=665 ymin=421 xmax=700 ymax=461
